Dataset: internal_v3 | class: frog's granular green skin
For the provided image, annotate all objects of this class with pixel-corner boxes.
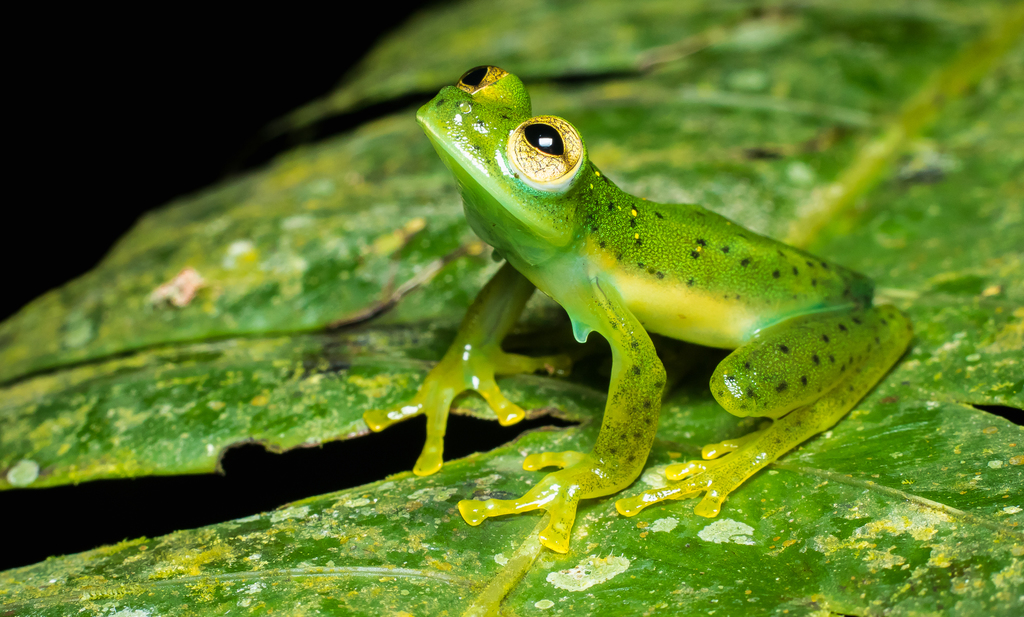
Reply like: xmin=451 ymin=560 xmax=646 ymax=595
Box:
xmin=365 ymin=68 xmax=913 ymax=553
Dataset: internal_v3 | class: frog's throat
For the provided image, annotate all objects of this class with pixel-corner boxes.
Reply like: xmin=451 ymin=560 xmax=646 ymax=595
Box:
xmin=423 ymin=133 xmax=574 ymax=265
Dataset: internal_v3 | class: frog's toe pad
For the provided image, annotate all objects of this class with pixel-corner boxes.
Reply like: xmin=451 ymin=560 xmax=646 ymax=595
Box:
xmin=458 ymin=499 xmax=488 ymax=526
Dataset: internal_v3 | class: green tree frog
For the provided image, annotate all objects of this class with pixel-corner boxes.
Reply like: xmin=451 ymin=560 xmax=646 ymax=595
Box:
xmin=364 ymin=66 xmax=913 ymax=554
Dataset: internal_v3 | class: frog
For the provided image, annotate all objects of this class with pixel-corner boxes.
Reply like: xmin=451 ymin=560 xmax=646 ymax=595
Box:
xmin=364 ymin=66 xmax=913 ymax=554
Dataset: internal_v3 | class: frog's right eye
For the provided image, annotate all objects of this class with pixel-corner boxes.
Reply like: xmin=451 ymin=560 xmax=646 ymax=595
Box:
xmin=457 ymin=65 xmax=509 ymax=94
xmin=507 ymin=116 xmax=584 ymax=192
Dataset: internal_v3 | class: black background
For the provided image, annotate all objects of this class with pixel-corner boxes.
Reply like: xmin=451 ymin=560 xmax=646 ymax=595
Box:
xmin=1 ymin=2 xmax=579 ymax=572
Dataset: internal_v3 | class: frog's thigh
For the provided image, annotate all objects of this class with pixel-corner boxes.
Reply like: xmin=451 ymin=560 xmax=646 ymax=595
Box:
xmin=711 ymin=306 xmax=902 ymax=420
xmin=617 ymin=305 xmax=912 ymax=518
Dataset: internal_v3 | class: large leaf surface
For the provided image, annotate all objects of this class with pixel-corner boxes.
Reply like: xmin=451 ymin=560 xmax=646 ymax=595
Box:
xmin=2 ymin=0 xmax=1023 ymax=615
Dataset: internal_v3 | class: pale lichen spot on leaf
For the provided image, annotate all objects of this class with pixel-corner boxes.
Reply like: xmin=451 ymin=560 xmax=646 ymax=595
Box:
xmin=534 ymin=599 xmax=555 ymax=609
xmin=640 ymin=465 xmax=670 ymax=489
xmin=546 ymin=555 xmax=630 ymax=591
xmin=270 ymin=505 xmax=310 ymax=523
xmin=697 ymin=519 xmax=756 ymax=545
xmin=651 ymin=517 xmax=679 ymax=533
xmin=407 ymin=486 xmax=458 ymax=502
xmin=6 ymin=459 xmax=39 ymax=487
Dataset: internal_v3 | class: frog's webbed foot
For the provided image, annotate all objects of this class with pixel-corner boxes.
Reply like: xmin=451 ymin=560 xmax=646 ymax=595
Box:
xmin=615 ymin=444 xmax=750 ymax=519
xmin=363 ymin=347 xmax=573 ymax=476
xmin=459 ymin=461 xmax=589 ymax=553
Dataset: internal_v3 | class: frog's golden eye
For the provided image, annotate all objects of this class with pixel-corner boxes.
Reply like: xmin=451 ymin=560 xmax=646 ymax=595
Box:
xmin=457 ymin=65 xmax=509 ymax=94
xmin=507 ymin=116 xmax=584 ymax=191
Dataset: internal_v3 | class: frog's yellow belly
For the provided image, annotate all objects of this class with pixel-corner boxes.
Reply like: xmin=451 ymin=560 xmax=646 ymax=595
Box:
xmin=613 ymin=273 xmax=759 ymax=350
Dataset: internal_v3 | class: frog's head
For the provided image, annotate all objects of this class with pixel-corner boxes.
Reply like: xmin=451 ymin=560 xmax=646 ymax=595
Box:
xmin=417 ymin=66 xmax=588 ymax=265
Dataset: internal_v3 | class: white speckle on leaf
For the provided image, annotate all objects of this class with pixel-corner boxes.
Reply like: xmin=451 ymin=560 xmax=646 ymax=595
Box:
xmin=698 ymin=519 xmax=756 ymax=545
xmin=651 ymin=517 xmax=679 ymax=533
xmin=988 ymin=460 xmax=1003 ymax=469
xmin=534 ymin=599 xmax=555 ymax=609
xmin=270 ymin=505 xmax=310 ymax=523
xmin=494 ymin=553 xmax=509 ymax=566
xmin=407 ymin=486 xmax=458 ymax=502
xmin=640 ymin=465 xmax=669 ymax=489
xmin=223 ymin=240 xmax=256 ymax=269
xmin=345 ymin=498 xmax=371 ymax=508
xmin=890 ymin=452 xmax=904 ymax=459
xmin=6 ymin=460 xmax=39 ymax=487
xmin=243 ymin=582 xmax=265 ymax=594
xmin=546 ymin=555 xmax=630 ymax=591
xmin=108 ymin=610 xmax=151 ymax=617
xmin=1003 ymin=506 xmax=1021 ymax=514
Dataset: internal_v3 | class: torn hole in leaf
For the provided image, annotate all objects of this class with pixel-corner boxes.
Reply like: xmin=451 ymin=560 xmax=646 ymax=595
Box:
xmin=971 ymin=404 xmax=1023 ymax=426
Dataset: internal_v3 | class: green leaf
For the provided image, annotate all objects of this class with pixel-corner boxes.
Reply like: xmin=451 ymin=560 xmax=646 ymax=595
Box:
xmin=2 ymin=0 xmax=1023 ymax=615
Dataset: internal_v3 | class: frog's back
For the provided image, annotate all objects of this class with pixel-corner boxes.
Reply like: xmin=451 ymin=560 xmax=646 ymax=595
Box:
xmin=579 ymin=176 xmax=871 ymax=349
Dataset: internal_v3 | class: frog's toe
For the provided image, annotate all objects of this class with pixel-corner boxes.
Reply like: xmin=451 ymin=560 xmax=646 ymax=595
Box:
xmin=665 ymin=459 xmax=712 ymax=480
xmin=413 ymin=435 xmax=444 ymax=476
xmin=523 ymin=450 xmax=585 ymax=471
xmin=700 ymin=430 xmax=764 ymax=459
xmin=615 ymin=485 xmax=701 ymax=517
xmin=363 ymin=403 xmax=422 ymax=432
xmin=476 ymin=380 xmax=526 ymax=426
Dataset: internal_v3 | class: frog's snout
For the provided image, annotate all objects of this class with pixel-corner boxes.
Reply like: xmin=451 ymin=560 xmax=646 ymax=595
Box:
xmin=416 ymin=85 xmax=465 ymax=128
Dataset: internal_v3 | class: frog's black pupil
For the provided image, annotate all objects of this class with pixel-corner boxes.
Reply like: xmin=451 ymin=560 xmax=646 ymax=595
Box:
xmin=462 ymin=67 xmax=489 ymax=87
xmin=524 ymin=124 xmax=564 ymax=155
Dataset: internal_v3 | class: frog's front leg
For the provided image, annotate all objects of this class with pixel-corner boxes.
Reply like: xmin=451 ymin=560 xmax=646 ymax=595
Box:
xmin=459 ymin=280 xmax=665 ymax=553
xmin=363 ymin=262 xmax=570 ymax=476
xmin=617 ymin=305 xmax=912 ymax=518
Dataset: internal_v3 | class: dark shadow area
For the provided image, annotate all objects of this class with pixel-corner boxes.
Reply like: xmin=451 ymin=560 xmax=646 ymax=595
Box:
xmin=972 ymin=404 xmax=1023 ymax=426
xmin=0 ymin=412 xmax=577 ymax=571
xmin=4 ymin=1 xmax=439 ymax=324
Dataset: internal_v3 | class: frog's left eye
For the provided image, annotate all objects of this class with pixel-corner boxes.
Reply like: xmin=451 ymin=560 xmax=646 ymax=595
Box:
xmin=507 ymin=116 xmax=584 ymax=192
xmin=457 ymin=65 xmax=509 ymax=94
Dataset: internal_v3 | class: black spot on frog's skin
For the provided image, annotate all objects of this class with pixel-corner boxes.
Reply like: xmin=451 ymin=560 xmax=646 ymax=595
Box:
xmin=838 ymin=323 xmax=848 ymax=332
xmin=822 ymin=334 xmax=830 ymax=343
xmin=852 ymin=317 xmax=862 ymax=325
xmin=687 ymin=278 xmax=695 ymax=286
xmin=608 ymin=203 xmax=615 ymax=211
xmin=600 ymin=241 xmax=607 ymax=248
xmin=777 ymin=250 xmax=786 ymax=257
xmin=630 ymin=340 xmax=639 ymax=349
xmin=616 ymin=253 xmax=623 ymax=261
xmin=636 ymin=238 xmax=643 ymax=246
xmin=841 ymin=364 xmax=846 ymax=372
xmin=812 ymin=279 xmax=818 ymax=286
xmin=725 ymin=374 xmax=737 ymax=382
xmin=656 ymin=271 xmax=665 ymax=279
xmin=821 ymin=261 xmax=829 ymax=269
xmin=655 ymin=212 xmax=664 ymax=219
xmin=591 ymin=225 xmax=598 ymax=232
xmin=812 ymin=354 xmax=820 ymax=365
xmin=741 ymin=258 xmax=750 ymax=267
xmin=779 ymin=344 xmax=790 ymax=353
xmin=792 ymin=266 xmax=798 ymax=275
xmin=691 ymin=250 xmax=700 ymax=258
xmin=874 ymin=336 xmax=880 ymax=344
xmin=638 ymin=262 xmax=645 ymax=269
xmin=829 ymin=354 xmax=835 ymax=363
xmin=800 ymin=376 xmax=808 ymax=386
xmin=721 ymin=246 xmax=730 ymax=253
xmin=501 ymin=113 xmax=510 ymax=120
xmin=642 ymin=400 xmax=652 ymax=409
xmin=632 ymin=431 xmax=643 ymax=440
xmin=647 ymin=267 xmax=657 ymax=275
xmin=881 ymin=318 xmax=889 ymax=325
xmin=435 ymin=98 xmax=447 ymax=107
xmin=806 ymin=260 xmax=815 ymax=268
xmin=629 ymin=219 xmax=638 ymax=228
xmin=772 ymin=270 xmax=781 ymax=278
xmin=776 ymin=382 xmax=788 ymax=393
xmin=746 ymin=388 xmax=756 ymax=398
xmin=696 ymin=239 xmax=707 ymax=247
xmin=632 ymin=365 xmax=642 ymax=376
xmin=743 ymin=361 xmax=751 ymax=369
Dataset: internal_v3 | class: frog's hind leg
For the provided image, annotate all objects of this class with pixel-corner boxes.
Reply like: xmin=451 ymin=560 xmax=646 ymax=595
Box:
xmin=617 ymin=304 xmax=912 ymax=518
